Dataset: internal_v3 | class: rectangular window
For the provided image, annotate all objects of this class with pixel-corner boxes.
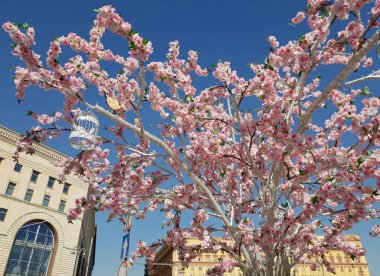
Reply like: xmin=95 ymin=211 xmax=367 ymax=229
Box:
xmin=63 ymin=183 xmax=70 ymax=194
xmin=30 ymin=170 xmax=40 ymax=182
xmin=24 ymin=189 xmax=34 ymax=202
xmin=6 ymin=182 xmax=16 ymax=196
xmin=0 ymin=157 xmax=4 ymax=164
xmin=14 ymin=163 xmax=22 ymax=172
xmin=42 ymin=195 xmax=51 ymax=207
xmin=47 ymin=177 xmax=55 ymax=189
xmin=59 ymin=200 xmax=66 ymax=212
xmin=0 ymin=208 xmax=7 ymax=221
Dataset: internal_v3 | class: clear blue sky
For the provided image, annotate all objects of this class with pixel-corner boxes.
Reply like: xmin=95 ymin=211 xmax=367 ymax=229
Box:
xmin=0 ymin=1 xmax=379 ymax=275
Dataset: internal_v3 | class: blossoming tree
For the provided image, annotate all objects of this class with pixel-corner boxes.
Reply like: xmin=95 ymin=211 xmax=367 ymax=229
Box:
xmin=3 ymin=1 xmax=380 ymax=275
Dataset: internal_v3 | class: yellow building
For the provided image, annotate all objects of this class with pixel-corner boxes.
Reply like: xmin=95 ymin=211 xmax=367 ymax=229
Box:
xmin=293 ymin=235 xmax=370 ymax=276
xmin=148 ymin=237 xmax=243 ymax=276
xmin=0 ymin=125 xmax=96 ymax=276
xmin=149 ymin=235 xmax=370 ymax=276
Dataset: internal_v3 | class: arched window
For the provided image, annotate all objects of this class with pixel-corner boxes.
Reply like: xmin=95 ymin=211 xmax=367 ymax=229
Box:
xmin=5 ymin=221 xmax=55 ymax=276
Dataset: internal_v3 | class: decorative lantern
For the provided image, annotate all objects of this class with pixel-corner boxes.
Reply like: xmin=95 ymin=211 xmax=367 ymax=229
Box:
xmin=68 ymin=111 xmax=99 ymax=150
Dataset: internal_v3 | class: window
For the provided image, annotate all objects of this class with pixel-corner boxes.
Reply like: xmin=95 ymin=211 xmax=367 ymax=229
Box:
xmin=0 ymin=157 xmax=4 ymax=164
xmin=42 ymin=195 xmax=50 ymax=207
xmin=358 ymin=267 xmax=363 ymax=272
xmin=340 ymin=267 xmax=344 ymax=272
xmin=0 ymin=208 xmax=8 ymax=221
xmin=47 ymin=177 xmax=55 ymax=189
xmin=6 ymin=182 xmax=16 ymax=196
xmin=24 ymin=189 xmax=34 ymax=202
xmin=63 ymin=183 xmax=70 ymax=194
xmin=58 ymin=200 xmax=66 ymax=212
xmin=30 ymin=170 xmax=40 ymax=182
xmin=14 ymin=163 xmax=22 ymax=172
xmin=5 ymin=221 xmax=55 ymax=276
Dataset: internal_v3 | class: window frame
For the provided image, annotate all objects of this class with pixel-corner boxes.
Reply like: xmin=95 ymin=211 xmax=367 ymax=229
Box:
xmin=63 ymin=183 xmax=70 ymax=194
xmin=24 ymin=189 xmax=34 ymax=202
xmin=6 ymin=182 xmax=16 ymax=196
xmin=0 ymin=208 xmax=8 ymax=221
xmin=42 ymin=195 xmax=51 ymax=207
xmin=13 ymin=163 xmax=22 ymax=172
xmin=58 ymin=200 xmax=66 ymax=212
xmin=30 ymin=170 xmax=40 ymax=183
xmin=47 ymin=177 xmax=55 ymax=189
xmin=5 ymin=221 xmax=55 ymax=276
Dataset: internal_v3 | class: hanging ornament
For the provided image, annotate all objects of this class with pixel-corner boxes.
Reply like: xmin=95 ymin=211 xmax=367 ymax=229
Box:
xmin=106 ymin=96 xmax=123 ymax=111
xmin=68 ymin=110 xmax=99 ymax=150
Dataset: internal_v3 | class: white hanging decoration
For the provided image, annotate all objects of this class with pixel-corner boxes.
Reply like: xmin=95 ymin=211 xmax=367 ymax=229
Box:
xmin=68 ymin=110 xmax=99 ymax=150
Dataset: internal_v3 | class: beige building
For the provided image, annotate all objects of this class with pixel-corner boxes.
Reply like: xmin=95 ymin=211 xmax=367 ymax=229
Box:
xmin=0 ymin=125 xmax=96 ymax=276
xmin=149 ymin=235 xmax=370 ymax=276
xmin=293 ymin=235 xmax=370 ymax=276
xmin=148 ymin=237 xmax=242 ymax=276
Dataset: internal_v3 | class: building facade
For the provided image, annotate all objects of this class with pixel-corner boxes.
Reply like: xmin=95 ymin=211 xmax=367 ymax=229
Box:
xmin=0 ymin=125 xmax=96 ymax=276
xmin=293 ymin=235 xmax=370 ymax=276
xmin=148 ymin=237 xmax=242 ymax=276
xmin=149 ymin=236 xmax=370 ymax=276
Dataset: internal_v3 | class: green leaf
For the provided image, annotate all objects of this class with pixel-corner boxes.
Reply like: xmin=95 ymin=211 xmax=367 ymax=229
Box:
xmin=160 ymin=76 xmax=168 ymax=82
xmin=317 ymin=75 xmax=322 ymax=80
xmin=320 ymin=6 xmax=329 ymax=17
xmin=219 ymin=140 xmax=225 ymax=146
xmin=26 ymin=111 xmax=34 ymax=116
xmin=360 ymin=86 xmax=371 ymax=96
xmin=281 ymin=202 xmax=289 ymax=208
xmin=14 ymin=23 xmax=29 ymax=29
xmin=298 ymin=35 xmax=305 ymax=43
xmin=311 ymin=195 xmax=319 ymax=204
xmin=356 ymin=156 xmax=365 ymax=168
xmin=129 ymin=40 xmax=137 ymax=50
xmin=327 ymin=176 xmax=334 ymax=182
xmin=247 ymin=108 xmax=252 ymax=114
xmin=129 ymin=29 xmax=138 ymax=36
xmin=211 ymin=63 xmax=216 ymax=68
xmin=131 ymin=163 xmax=138 ymax=169
xmin=10 ymin=43 xmax=17 ymax=48
xmin=142 ymin=38 xmax=149 ymax=45
xmin=185 ymin=95 xmax=194 ymax=103
xmin=299 ymin=169 xmax=305 ymax=176
xmin=76 ymin=64 xmax=81 ymax=68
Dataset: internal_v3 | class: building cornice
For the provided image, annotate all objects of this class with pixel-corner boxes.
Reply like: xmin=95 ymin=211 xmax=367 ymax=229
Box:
xmin=0 ymin=125 xmax=69 ymax=163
